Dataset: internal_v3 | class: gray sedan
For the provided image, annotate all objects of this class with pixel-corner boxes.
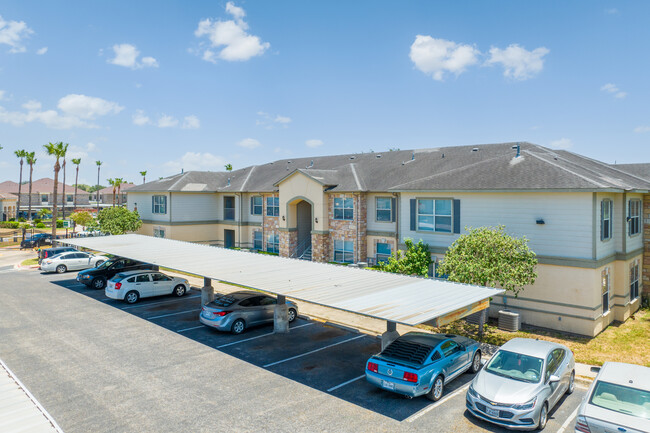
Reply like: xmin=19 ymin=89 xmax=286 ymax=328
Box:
xmin=200 ymin=291 xmax=298 ymax=334
xmin=466 ymin=338 xmax=575 ymax=431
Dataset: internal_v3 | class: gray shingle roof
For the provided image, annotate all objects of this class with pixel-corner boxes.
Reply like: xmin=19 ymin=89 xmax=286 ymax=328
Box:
xmin=129 ymin=142 xmax=650 ymax=194
xmin=611 ymin=163 xmax=650 ymax=182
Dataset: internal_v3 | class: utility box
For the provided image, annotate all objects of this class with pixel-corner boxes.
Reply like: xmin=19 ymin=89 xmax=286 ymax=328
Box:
xmin=498 ymin=310 xmax=520 ymax=332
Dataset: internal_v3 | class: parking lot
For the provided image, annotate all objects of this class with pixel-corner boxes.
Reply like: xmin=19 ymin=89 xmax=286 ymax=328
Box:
xmin=0 ymin=263 xmax=588 ymax=432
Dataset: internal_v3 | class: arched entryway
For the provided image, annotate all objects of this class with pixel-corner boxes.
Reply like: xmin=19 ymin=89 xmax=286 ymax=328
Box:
xmin=296 ymin=200 xmax=312 ymax=259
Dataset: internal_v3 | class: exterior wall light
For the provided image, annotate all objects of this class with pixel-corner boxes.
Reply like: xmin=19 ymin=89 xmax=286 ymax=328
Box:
xmin=282 ymin=215 xmax=285 ymax=221
xmin=315 ymin=217 xmax=318 ymax=224
xmin=536 ymin=219 xmax=545 ymax=225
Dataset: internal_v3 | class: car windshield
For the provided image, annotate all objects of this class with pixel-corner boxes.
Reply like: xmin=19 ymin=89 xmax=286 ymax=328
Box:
xmin=96 ymin=260 xmax=116 ymax=270
xmin=590 ymin=380 xmax=650 ymax=420
xmin=211 ymin=295 xmax=237 ymax=308
xmin=110 ymin=273 xmax=128 ymax=282
xmin=485 ymin=350 xmax=544 ymax=383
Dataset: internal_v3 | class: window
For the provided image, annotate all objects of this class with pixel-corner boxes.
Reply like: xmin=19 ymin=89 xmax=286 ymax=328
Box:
xmin=417 ymin=199 xmax=452 ymax=232
xmin=334 ymin=197 xmax=354 ymax=220
xmin=546 ymin=349 xmax=565 ymax=380
xmin=224 ymin=196 xmax=235 ymax=220
xmin=135 ymin=274 xmax=150 ymax=283
xmin=431 ymin=351 xmax=442 ymax=361
xmin=251 ymin=196 xmax=263 ymax=215
xmin=152 ymin=195 xmax=167 ymax=214
xmin=259 ymin=296 xmax=276 ymax=306
xmin=66 ymin=194 xmax=73 ymax=203
xmin=153 ymin=227 xmax=165 ymax=238
xmin=440 ymin=340 xmax=461 ymax=357
xmin=376 ymin=243 xmax=391 ymax=263
xmin=152 ymin=273 xmax=172 ymax=282
xmin=376 ymin=197 xmax=393 ymax=222
xmin=333 ymin=240 xmax=354 ymax=263
xmin=253 ymin=231 xmax=263 ymax=250
xmin=602 ymin=268 xmax=610 ymax=314
xmin=266 ymin=233 xmax=279 ymax=253
xmin=41 ymin=194 xmax=48 ymax=203
xmin=630 ymin=260 xmax=640 ymax=301
xmin=266 ymin=196 xmax=279 ymax=217
xmin=601 ymin=199 xmax=612 ymax=241
xmin=433 ymin=261 xmax=448 ymax=280
xmin=629 ymin=199 xmax=641 ymax=236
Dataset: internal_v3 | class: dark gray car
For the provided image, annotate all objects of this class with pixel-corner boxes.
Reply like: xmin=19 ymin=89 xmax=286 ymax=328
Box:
xmin=200 ymin=291 xmax=298 ymax=334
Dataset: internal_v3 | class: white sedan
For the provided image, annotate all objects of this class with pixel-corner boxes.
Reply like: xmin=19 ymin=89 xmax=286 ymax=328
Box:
xmin=106 ymin=270 xmax=190 ymax=304
xmin=41 ymin=251 xmax=109 ymax=273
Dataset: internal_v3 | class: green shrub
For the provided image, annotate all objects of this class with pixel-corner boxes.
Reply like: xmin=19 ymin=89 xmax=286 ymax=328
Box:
xmin=18 ymin=217 xmax=26 ymax=222
xmin=0 ymin=221 xmax=20 ymax=229
xmin=8 ymin=217 xmax=15 ymax=221
xmin=34 ymin=218 xmax=42 ymax=224
xmin=35 ymin=222 xmax=46 ymax=229
xmin=56 ymin=220 xmax=64 ymax=228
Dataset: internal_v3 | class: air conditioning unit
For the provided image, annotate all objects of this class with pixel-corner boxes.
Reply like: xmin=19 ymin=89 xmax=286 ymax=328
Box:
xmin=498 ymin=310 xmax=520 ymax=332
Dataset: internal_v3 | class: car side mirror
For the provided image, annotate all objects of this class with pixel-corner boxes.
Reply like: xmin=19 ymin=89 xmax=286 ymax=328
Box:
xmin=549 ymin=375 xmax=560 ymax=384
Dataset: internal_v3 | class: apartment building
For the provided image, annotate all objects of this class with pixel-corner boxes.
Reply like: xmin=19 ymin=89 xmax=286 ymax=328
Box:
xmin=0 ymin=192 xmax=18 ymax=221
xmin=0 ymin=178 xmax=91 ymax=219
xmin=127 ymin=142 xmax=650 ymax=336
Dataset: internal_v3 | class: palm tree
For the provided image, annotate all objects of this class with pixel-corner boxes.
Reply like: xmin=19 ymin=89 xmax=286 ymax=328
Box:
xmin=60 ymin=143 xmax=69 ymax=220
xmin=14 ymin=150 xmax=27 ymax=218
xmin=95 ymin=161 xmax=102 ymax=214
xmin=43 ymin=142 xmax=67 ymax=238
xmin=225 ymin=163 xmax=233 ymax=172
xmin=114 ymin=178 xmax=124 ymax=206
xmin=26 ymin=152 xmax=36 ymax=221
xmin=107 ymin=178 xmax=116 ymax=207
xmin=72 ymin=158 xmax=81 ymax=211
xmin=140 ymin=171 xmax=147 ymax=184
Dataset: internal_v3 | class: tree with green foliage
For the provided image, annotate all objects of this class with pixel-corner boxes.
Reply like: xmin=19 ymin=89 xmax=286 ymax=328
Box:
xmin=14 ymin=149 xmax=27 ymax=217
xmin=225 ymin=163 xmax=232 ymax=172
xmin=140 ymin=170 xmax=147 ymax=184
xmin=96 ymin=207 xmax=142 ymax=235
xmin=72 ymin=158 xmax=81 ymax=210
xmin=70 ymin=211 xmax=93 ymax=230
xmin=43 ymin=142 xmax=67 ymax=238
xmin=26 ymin=151 xmax=36 ymax=221
xmin=38 ymin=208 xmax=50 ymax=219
xmin=379 ymin=238 xmax=432 ymax=277
xmin=437 ymin=225 xmax=537 ymax=298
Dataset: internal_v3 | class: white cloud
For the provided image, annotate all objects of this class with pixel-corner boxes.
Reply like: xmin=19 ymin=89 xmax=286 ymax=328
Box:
xmin=108 ymin=43 xmax=158 ymax=69
xmin=600 ymin=83 xmax=627 ymax=99
xmin=132 ymin=109 xmax=150 ymax=126
xmin=194 ymin=2 xmax=269 ymax=62
xmin=237 ymin=138 xmax=261 ymax=149
xmin=486 ymin=44 xmax=549 ymax=80
xmin=22 ymin=100 xmax=41 ymax=110
xmin=549 ymin=138 xmax=573 ymax=150
xmin=256 ymin=111 xmax=291 ymax=129
xmin=0 ymin=90 xmax=5 ymax=101
xmin=634 ymin=126 xmax=650 ymax=133
xmin=163 ymin=151 xmax=226 ymax=173
xmin=0 ymin=15 xmax=33 ymax=53
xmin=274 ymin=115 xmax=291 ymax=124
xmin=57 ymin=94 xmax=124 ymax=119
xmin=157 ymin=115 xmax=178 ymax=128
xmin=409 ymin=35 xmax=479 ymax=81
xmin=67 ymin=141 xmax=99 ymax=160
xmin=182 ymin=115 xmax=200 ymax=129
xmin=36 ymin=46 xmax=47 ymax=55
xmin=305 ymin=139 xmax=323 ymax=148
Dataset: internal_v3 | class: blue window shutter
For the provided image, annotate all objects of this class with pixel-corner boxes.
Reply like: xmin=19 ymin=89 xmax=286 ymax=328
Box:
xmin=453 ymin=199 xmax=461 ymax=234
xmin=250 ymin=197 xmax=254 ymax=215
xmin=410 ymin=199 xmax=416 ymax=231
xmin=391 ymin=198 xmax=396 ymax=222
xmin=152 ymin=196 xmax=155 ymax=214
xmin=600 ymin=201 xmax=604 ymax=241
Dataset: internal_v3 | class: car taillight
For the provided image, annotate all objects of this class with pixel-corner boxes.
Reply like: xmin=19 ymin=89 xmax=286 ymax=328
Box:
xmin=214 ymin=311 xmax=231 ymax=316
xmin=575 ymin=416 xmax=590 ymax=433
xmin=403 ymin=372 xmax=418 ymax=383
xmin=115 ymin=283 xmax=122 ymax=290
xmin=367 ymin=362 xmax=378 ymax=373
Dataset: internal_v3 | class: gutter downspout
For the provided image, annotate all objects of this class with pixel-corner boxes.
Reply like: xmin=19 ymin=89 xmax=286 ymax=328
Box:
xmin=356 ymin=193 xmax=360 ymax=263
xmin=393 ymin=192 xmax=399 ymax=253
xmin=261 ymin=194 xmax=265 ymax=251
xmin=237 ymin=192 xmax=242 ymax=248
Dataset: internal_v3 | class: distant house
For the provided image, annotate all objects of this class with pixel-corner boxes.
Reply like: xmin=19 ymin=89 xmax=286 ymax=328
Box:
xmin=0 ymin=192 xmax=17 ymax=221
xmin=0 ymin=178 xmax=90 ymax=219
xmin=91 ymin=183 xmax=136 ymax=207
xmin=127 ymin=142 xmax=650 ymax=337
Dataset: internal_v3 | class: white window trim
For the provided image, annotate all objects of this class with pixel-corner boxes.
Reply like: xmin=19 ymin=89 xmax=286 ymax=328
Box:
xmin=333 ymin=197 xmax=354 ymax=221
xmin=628 ymin=199 xmax=641 ymax=237
xmin=375 ymin=197 xmax=393 ymax=223
xmin=333 ymin=239 xmax=354 ymax=263
xmin=416 ymin=198 xmax=453 ymax=233
xmin=601 ymin=199 xmax=612 ymax=241
xmin=601 ymin=267 xmax=610 ymax=315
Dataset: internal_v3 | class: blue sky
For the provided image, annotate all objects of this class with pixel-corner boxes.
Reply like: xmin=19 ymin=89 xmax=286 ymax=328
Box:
xmin=0 ymin=1 xmax=649 ymax=185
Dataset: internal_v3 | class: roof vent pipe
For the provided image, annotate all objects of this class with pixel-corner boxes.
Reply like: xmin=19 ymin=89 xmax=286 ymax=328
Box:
xmin=411 ymin=152 xmax=415 ymax=160
xmin=512 ymin=143 xmax=521 ymax=158
xmin=227 ymin=177 xmax=230 ymax=186
xmin=309 ymin=160 xmax=314 ymax=168
xmin=442 ymin=153 xmax=445 ymax=158
xmin=472 ymin=148 xmax=479 ymax=152
xmin=181 ymin=168 xmax=184 ymax=173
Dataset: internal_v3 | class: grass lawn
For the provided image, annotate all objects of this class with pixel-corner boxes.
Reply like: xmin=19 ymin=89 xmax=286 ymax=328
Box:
xmin=20 ymin=258 xmax=39 ymax=266
xmin=422 ymin=308 xmax=650 ymax=367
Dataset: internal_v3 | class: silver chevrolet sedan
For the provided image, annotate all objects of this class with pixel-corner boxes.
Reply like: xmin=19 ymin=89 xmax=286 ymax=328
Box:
xmin=466 ymin=338 xmax=575 ymax=431
xmin=200 ymin=291 xmax=298 ymax=334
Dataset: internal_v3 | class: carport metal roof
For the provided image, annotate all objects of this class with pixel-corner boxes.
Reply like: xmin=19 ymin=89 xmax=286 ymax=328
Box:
xmin=62 ymin=234 xmax=504 ymax=327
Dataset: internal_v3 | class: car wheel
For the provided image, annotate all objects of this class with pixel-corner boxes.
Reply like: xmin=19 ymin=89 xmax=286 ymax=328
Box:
xmin=95 ymin=260 xmax=104 ymax=267
xmin=470 ymin=350 xmax=482 ymax=374
xmin=125 ymin=291 xmax=139 ymax=304
xmin=537 ymin=402 xmax=548 ymax=431
xmin=92 ymin=277 xmax=106 ymax=290
xmin=55 ymin=265 xmax=67 ymax=274
xmin=566 ymin=370 xmax=575 ymax=395
xmin=288 ymin=308 xmax=297 ymax=323
xmin=231 ymin=319 xmax=246 ymax=335
xmin=173 ymin=284 xmax=186 ymax=297
xmin=426 ymin=375 xmax=444 ymax=402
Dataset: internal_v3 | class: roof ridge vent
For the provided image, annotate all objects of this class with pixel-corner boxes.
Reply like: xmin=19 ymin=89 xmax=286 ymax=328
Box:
xmin=376 ymin=154 xmax=382 ymax=158
xmin=472 ymin=148 xmax=479 ymax=152
xmin=350 ymin=156 xmax=356 ymax=160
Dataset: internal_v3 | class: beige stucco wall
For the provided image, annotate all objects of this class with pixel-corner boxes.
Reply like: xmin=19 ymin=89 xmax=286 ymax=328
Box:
xmin=278 ymin=172 xmax=327 ymax=232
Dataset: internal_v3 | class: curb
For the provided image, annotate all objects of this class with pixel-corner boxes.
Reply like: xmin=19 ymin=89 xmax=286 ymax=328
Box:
xmin=14 ymin=264 xmax=40 ymax=270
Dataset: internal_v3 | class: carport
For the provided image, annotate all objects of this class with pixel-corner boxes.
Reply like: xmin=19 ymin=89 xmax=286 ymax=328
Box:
xmin=62 ymin=234 xmax=504 ymax=346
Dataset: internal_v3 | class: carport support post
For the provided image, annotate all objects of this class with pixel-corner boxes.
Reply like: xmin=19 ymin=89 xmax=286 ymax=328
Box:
xmin=381 ymin=321 xmax=399 ymax=351
xmin=201 ymin=277 xmax=215 ymax=306
xmin=274 ymin=295 xmax=289 ymax=334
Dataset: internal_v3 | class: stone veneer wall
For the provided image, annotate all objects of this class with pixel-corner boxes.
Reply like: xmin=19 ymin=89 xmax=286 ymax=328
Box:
xmin=262 ymin=193 xmax=279 ymax=252
xmin=279 ymin=230 xmax=298 ymax=257
xmin=312 ymin=232 xmax=329 ymax=262
xmin=327 ymin=193 xmax=367 ymax=263
xmin=641 ymin=194 xmax=650 ymax=293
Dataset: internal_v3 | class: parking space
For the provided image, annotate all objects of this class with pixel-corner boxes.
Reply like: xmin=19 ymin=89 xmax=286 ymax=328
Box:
xmin=39 ymin=270 xmax=586 ymax=430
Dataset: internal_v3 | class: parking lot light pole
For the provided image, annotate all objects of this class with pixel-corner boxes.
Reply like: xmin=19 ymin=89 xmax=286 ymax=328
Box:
xmin=381 ymin=321 xmax=399 ymax=350
xmin=201 ymin=277 xmax=215 ymax=306
xmin=274 ymin=295 xmax=289 ymax=333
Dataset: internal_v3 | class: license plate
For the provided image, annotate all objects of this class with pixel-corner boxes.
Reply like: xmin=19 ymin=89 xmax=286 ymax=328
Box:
xmin=381 ymin=380 xmax=395 ymax=390
xmin=486 ymin=407 xmax=499 ymax=418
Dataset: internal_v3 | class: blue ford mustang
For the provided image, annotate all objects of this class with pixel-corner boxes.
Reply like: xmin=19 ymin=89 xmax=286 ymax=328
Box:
xmin=365 ymin=332 xmax=482 ymax=401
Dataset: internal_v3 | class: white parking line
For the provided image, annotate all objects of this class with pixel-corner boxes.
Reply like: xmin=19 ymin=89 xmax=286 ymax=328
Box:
xmin=216 ymin=323 xmax=315 ymax=348
xmin=405 ymin=383 xmax=471 ymax=423
xmin=263 ymin=335 xmax=365 ymax=368
xmin=327 ymin=375 xmax=365 ymax=392
xmin=176 ymin=325 xmax=205 ymax=333
xmin=148 ymin=309 xmax=197 ymax=320
xmin=556 ymin=406 xmax=580 ymax=433
xmin=120 ymin=295 xmax=200 ymax=310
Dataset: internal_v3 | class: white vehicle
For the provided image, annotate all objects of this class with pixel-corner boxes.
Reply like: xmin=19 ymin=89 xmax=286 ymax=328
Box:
xmin=106 ymin=270 xmax=190 ymax=304
xmin=575 ymin=362 xmax=650 ymax=433
xmin=41 ymin=251 xmax=109 ymax=273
